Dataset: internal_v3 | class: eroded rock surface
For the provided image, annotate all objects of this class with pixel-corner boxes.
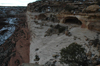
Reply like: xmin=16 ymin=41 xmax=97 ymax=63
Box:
xmin=0 ymin=7 xmax=30 ymax=66
xmin=27 ymin=11 xmax=100 ymax=66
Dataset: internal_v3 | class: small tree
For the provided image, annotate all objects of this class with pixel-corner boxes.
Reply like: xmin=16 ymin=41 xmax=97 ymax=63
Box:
xmin=60 ymin=43 xmax=88 ymax=66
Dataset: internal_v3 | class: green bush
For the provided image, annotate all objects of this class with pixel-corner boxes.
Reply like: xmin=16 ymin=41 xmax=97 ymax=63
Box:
xmin=60 ymin=43 xmax=88 ymax=66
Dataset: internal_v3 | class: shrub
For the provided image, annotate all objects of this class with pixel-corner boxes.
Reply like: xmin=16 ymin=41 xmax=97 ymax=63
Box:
xmin=60 ymin=43 xmax=88 ymax=66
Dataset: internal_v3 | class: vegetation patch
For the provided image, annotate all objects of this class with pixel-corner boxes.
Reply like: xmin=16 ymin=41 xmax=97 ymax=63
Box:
xmin=60 ymin=43 xmax=88 ymax=66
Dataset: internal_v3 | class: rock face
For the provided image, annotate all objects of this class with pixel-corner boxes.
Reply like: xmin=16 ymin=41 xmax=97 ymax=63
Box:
xmin=37 ymin=14 xmax=46 ymax=20
xmin=88 ymin=22 xmax=100 ymax=31
xmin=7 ymin=13 xmax=30 ymax=66
xmin=27 ymin=1 xmax=75 ymax=13
xmin=61 ymin=16 xmax=82 ymax=25
xmin=0 ymin=7 xmax=30 ymax=66
xmin=27 ymin=0 xmax=100 ymax=31
xmin=8 ymin=28 xmax=30 ymax=66
xmin=27 ymin=1 xmax=100 ymax=31
xmin=27 ymin=11 xmax=100 ymax=66
xmin=83 ymin=5 xmax=100 ymax=13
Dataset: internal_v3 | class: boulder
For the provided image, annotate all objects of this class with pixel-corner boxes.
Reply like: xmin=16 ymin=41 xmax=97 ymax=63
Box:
xmin=83 ymin=5 xmax=100 ymax=13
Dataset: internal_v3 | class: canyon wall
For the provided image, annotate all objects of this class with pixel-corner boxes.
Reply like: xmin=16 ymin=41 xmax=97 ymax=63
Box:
xmin=0 ymin=7 xmax=30 ymax=66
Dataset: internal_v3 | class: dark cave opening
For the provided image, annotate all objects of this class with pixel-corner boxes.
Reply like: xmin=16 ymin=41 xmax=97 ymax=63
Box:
xmin=64 ymin=17 xmax=82 ymax=25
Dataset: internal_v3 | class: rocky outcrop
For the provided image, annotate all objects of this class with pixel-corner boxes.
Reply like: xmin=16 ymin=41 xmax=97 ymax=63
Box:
xmin=0 ymin=7 xmax=30 ymax=66
xmin=88 ymin=22 xmax=100 ymax=31
xmin=27 ymin=0 xmax=100 ymax=31
xmin=7 ymin=13 xmax=30 ymax=66
xmin=27 ymin=1 xmax=75 ymax=13
xmin=57 ymin=12 xmax=100 ymax=31
xmin=61 ymin=16 xmax=82 ymax=25
xmin=83 ymin=5 xmax=100 ymax=13
xmin=37 ymin=14 xmax=46 ymax=20
xmin=8 ymin=28 xmax=30 ymax=66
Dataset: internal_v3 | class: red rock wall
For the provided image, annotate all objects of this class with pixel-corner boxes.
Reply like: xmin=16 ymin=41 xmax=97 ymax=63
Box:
xmin=1 ymin=12 xmax=30 ymax=66
xmin=8 ymin=13 xmax=30 ymax=66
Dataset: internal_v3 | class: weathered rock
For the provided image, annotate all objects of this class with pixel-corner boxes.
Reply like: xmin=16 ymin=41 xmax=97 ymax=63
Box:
xmin=83 ymin=5 xmax=100 ymax=13
xmin=37 ymin=14 xmax=46 ymax=20
xmin=0 ymin=8 xmax=30 ymax=66
xmin=45 ymin=24 xmax=66 ymax=36
xmin=88 ymin=22 xmax=100 ymax=31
